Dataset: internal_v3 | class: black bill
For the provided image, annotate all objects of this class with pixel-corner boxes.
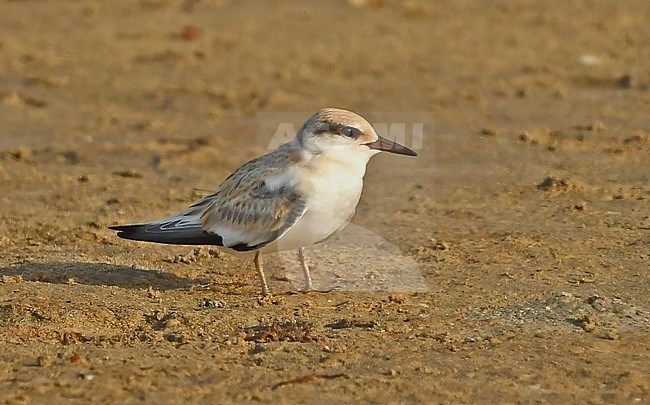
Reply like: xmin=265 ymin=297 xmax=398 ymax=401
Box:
xmin=365 ymin=136 xmax=417 ymax=156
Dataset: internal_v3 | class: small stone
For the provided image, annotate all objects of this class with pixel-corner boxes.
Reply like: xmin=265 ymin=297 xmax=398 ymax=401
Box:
xmin=388 ymin=295 xmax=406 ymax=305
xmin=165 ymin=333 xmax=185 ymax=343
xmin=480 ymin=128 xmax=500 ymax=136
xmin=576 ymin=313 xmax=598 ymax=332
xmin=574 ymin=202 xmax=587 ymax=211
xmin=249 ymin=344 xmax=266 ymax=355
xmin=165 ymin=319 xmax=181 ymax=329
xmin=36 ymin=355 xmax=52 ymax=367
xmin=601 ymin=328 xmax=619 ymax=340
xmin=487 ymin=337 xmax=501 ymax=345
xmin=78 ymin=372 xmax=94 ymax=381
xmin=1 ymin=275 xmax=23 ymax=284
xmin=417 ymin=365 xmax=433 ymax=374
xmin=536 ymin=176 xmax=573 ymax=191
xmin=181 ymin=25 xmax=203 ymax=42
xmin=201 ymin=298 xmax=225 ymax=309
xmin=433 ymin=241 xmax=450 ymax=250
xmin=146 ymin=287 xmax=160 ymax=299
xmin=112 ymin=170 xmax=142 ymax=178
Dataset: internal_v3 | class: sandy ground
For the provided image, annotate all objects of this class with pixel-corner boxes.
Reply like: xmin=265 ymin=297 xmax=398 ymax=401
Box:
xmin=1 ymin=0 xmax=649 ymax=403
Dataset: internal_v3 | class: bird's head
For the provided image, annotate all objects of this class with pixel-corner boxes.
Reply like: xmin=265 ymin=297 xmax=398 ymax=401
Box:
xmin=295 ymin=108 xmax=417 ymax=158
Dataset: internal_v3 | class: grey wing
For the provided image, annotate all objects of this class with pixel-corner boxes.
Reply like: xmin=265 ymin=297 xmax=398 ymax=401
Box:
xmin=199 ymin=168 xmax=308 ymax=251
xmin=110 ymin=145 xmax=307 ymax=251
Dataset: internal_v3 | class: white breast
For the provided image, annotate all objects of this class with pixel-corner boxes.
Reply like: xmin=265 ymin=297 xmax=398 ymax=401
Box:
xmin=269 ymin=148 xmax=371 ymax=252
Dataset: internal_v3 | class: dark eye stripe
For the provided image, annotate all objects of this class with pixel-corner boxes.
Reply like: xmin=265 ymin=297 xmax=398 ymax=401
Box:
xmin=313 ymin=121 xmax=363 ymax=139
xmin=313 ymin=122 xmax=340 ymax=135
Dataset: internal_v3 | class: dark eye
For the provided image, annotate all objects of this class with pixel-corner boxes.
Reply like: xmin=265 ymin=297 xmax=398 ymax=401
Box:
xmin=341 ymin=126 xmax=361 ymax=138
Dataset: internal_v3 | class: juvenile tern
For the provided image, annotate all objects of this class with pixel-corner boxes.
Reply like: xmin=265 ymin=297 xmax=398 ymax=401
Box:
xmin=110 ymin=108 xmax=417 ymax=296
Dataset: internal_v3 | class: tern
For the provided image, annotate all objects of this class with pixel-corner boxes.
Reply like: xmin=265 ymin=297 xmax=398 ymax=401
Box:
xmin=110 ymin=108 xmax=417 ymax=296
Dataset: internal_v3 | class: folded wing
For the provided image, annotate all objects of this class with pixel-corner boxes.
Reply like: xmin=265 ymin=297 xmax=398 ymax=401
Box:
xmin=110 ymin=146 xmax=307 ymax=252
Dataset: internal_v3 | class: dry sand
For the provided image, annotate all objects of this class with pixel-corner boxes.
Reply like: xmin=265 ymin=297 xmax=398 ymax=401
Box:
xmin=1 ymin=1 xmax=648 ymax=403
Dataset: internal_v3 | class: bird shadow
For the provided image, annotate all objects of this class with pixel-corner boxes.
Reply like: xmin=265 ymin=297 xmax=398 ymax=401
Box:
xmin=0 ymin=262 xmax=204 ymax=290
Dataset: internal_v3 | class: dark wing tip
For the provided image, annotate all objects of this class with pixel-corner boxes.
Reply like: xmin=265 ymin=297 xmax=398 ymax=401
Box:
xmin=109 ymin=222 xmax=225 ymax=246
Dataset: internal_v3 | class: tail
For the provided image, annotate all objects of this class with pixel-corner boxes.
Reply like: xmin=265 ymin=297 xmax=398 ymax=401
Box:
xmin=109 ymin=221 xmax=225 ymax=246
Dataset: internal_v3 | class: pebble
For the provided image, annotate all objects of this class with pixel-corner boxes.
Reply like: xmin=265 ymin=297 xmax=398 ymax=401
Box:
xmin=165 ymin=319 xmax=181 ymax=329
